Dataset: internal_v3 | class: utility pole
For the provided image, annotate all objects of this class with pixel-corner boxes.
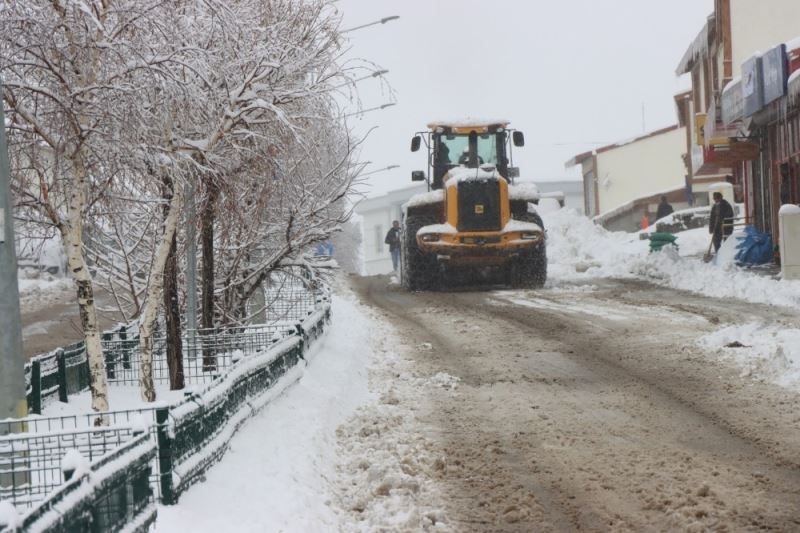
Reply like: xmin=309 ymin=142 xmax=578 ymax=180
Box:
xmin=0 ymin=79 xmax=27 ymax=427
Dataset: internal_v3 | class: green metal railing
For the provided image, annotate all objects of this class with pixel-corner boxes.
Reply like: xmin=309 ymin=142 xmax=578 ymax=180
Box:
xmin=4 ymin=432 xmax=157 ymax=533
xmin=2 ymin=269 xmax=331 ymax=532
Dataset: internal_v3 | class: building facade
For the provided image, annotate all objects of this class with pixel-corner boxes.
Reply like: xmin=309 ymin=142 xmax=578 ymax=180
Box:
xmin=355 ymin=185 xmax=427 ymax=275
xmin=676 ymin=0 xmax=800 ymax=245
xmin=566 ymin=125 xmax=688 ymax=231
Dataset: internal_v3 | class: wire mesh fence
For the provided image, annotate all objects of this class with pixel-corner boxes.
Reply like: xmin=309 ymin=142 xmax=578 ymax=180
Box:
xmin=2 ymin=267 xmax=331 ymax=531
xmin=22 ymin=271 xmax=329 ymax=414
xmin=0 ymin=426 xmax=142 ymax=508
xmin=14 ymin=432 xmax=156 ymax=533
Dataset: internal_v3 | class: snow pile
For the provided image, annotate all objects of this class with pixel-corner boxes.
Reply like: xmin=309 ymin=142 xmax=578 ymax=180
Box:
xmin=543 ymin=209 xmax=800 ymax=309
xmin=698 ymin=323 xmax=800 ymax=389
xmin=335 ymin=352 xmax=451 ymax=532
xmin=61 ymin=448 xmax=90 ymax=478
xmin=17 ymin=272 xmax=72 ymax=311
xmin=0 ymin=501 xmax=20 ymax=529
xmin=155 ymin=289 xmax=450 ymax=532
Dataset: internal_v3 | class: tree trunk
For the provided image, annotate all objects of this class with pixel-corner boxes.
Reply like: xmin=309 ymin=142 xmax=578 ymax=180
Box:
xmin=200 ymin=177 xmax=218 ymax=371
xmin=65 ymin=157 xmax=109 ymax=423
xmin=163 ymin=175 xmax=184 ymax=390
xmin=138 ymin=179 xmax=184 ymax=401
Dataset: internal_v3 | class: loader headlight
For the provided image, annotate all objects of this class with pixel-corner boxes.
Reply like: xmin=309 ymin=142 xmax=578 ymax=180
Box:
xmin=520 ymin=232 xmax=543 ymax=241
xmin=420 ymin=233 xmax=440 ymax=242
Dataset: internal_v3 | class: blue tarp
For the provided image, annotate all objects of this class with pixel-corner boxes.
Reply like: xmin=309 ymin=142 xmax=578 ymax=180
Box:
xmin=734 ymin=225 xmax=773 ymax=265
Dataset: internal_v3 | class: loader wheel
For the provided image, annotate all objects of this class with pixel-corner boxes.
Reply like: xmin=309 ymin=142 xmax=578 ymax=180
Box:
xmin=401 ymin=215 xmax=441 ymax=290
xmin=509 ymin=212 xmax=547 ymax=289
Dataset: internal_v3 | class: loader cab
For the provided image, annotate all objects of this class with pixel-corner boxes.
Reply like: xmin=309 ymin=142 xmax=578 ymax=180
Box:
xmin=411 ymin=121 xmax=523 ymax=190
xmin=432 ymin=128 xmax=507 ymax=189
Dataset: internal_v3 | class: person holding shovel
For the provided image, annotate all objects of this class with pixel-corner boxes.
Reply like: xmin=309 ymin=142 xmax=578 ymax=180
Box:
xmin=709 ymin=191 xmax=734 ymax=252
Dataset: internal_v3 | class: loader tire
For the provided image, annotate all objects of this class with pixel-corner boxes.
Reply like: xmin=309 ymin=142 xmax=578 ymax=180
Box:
xmin=401 ymin=215 xmax=441 ymax=290
xmin=509 ymin=212 xmax=547 ymax=289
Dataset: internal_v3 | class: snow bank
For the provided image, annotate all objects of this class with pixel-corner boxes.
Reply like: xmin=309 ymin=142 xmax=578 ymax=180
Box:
xmin=0 ymin=501 xmax=20 ymax=529
xmin=155 ymin=292 xmax=375 ymax=532
xmin=698 ymin=323 xmax=800 ymax=390
xmin=543 ymin=209 xmax=800 ymax=309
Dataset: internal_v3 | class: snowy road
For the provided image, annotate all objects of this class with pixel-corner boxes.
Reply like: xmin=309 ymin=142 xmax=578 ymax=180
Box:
xmin=351 ymin=275 xmax=800 ymax=531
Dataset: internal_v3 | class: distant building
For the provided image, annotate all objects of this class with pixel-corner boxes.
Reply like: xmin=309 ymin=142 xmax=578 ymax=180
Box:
xmin=355 ymin=185 xmax=426 ymax=275
xmin=566 ymin=125 xmax=688 ymax=231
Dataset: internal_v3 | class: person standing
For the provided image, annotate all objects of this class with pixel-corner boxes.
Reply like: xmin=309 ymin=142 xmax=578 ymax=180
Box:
xmin=656 ymin=195 xmax=674 ymax=220
xmin=709 ymin=192 xmax=734 ymax=252
xmin=385 ymin=220 xmax=401 ymax=271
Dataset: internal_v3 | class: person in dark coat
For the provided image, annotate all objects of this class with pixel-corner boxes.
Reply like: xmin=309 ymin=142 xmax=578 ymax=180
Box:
xmin=385 ymin=220 xmax=401 ymax=271
xmin=656 ymin=195 xmax=674 ymax=220
xmin=709 ymin=191 xmax=734 ymax=252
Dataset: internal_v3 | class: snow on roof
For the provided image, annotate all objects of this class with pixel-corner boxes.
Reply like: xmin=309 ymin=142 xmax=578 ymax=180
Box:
xmin=789 ymin=69 xmax=800 ymax=105
xmin=786 ymin=36 xmax=800 ymax=52
xmin=426 ymin=118 xmax=510 ymax=130
xmin=722 ymin=76 xmax=742 ymax=95
xmin=676 ymin=15 xmax=714 ymax=75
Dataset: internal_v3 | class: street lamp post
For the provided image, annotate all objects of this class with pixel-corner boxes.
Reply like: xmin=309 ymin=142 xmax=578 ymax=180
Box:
xmin=359 ymin=164 xmax=400 ymax=178
xmin=341 ymin=15 xmax=400 ymax=34
xmin=0 ymin=79 xmax=26 ymax=426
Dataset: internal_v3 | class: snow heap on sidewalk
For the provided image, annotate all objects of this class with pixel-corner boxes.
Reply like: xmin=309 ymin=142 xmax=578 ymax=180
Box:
xmin=543 ymin=209 xmax=800 ymax=309
xmin=698 ymin=322 xmax=800 ymax=390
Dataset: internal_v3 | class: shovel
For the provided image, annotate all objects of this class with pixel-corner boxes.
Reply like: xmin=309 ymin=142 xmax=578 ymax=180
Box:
xmin=703 ymin=238 xmax=714 ymax=263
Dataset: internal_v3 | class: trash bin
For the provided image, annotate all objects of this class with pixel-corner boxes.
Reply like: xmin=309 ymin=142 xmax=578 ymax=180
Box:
xmin=779 ymin=204 xmax=800 ymax=280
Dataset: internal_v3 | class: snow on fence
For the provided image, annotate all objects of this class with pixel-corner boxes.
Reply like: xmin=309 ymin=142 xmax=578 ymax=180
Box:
xmin=23 ymin=270 xmax=324 ymax=414
xmin=0 ymin=425 xmax=144 ymax=508
xmin=1 ymin=270 xmax=331 ymax=531
xmin=1 ymin=432 xmax=156 ymax=533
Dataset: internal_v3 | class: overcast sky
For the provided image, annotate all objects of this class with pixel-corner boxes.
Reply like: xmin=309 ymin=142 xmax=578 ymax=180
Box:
xmin=336 ymin=0 xmax=714 ymax=197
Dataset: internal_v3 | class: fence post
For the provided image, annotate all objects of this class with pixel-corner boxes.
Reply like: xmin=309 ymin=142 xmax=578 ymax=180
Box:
xmin=120 ymin=325 xmax=131 ymax=370
xmin=102 ymin=331 xmax=115 ymax=380
xmin=56 ymin=349 xmax=68 ymax=403
xmin=30 ymin=359 xmax=41 ymax=414
xmin=155 ymin=407 xmax=175 ymax=504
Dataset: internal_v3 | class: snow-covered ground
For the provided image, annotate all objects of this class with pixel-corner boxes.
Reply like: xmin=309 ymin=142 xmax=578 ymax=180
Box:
xmin=155 ymin=288 xmax=449 ymax=532
xmin=544 ymin=208 xmax=800 ymax=308
xmin=543 ymin=208 xmax=800 ymax=393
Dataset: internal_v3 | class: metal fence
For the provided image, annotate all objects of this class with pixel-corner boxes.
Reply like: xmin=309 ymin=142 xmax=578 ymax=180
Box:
xmin=0 ymin=426 xmax=142 ymax=508
xmin=23 ymin=271 xmax=329 ymax=414
xmin=9 ymin=432 xmax=156 ymax=533
xmin=2 ymin=268 xmax=331 ymax=531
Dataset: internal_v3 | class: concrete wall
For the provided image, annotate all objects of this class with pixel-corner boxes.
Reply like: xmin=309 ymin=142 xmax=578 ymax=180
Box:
xmin=730 ymin=0 xmax=800 ymax=78
xmin=595 ymin=127 xmax=687 ymax=215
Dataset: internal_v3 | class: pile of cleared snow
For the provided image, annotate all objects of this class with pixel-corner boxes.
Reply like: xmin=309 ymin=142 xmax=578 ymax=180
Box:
xmin=543 ymin=209 xmax=800 ymax=309
xmin=698 ymin=323 xmax=800 ymax=390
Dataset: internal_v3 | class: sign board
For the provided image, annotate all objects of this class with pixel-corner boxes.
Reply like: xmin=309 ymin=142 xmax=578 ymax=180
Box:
xmin=743 ymin=55 xmax=764 ymax=117
xmin=722 ymin=79 xmax=744 ymax=125
xmin=762 ymin=44 xmax=788 ymax=105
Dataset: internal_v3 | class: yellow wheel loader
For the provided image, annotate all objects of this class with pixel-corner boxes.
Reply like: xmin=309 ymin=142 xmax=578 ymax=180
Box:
xmin=401 ymin=120 xmax=546 ymax=290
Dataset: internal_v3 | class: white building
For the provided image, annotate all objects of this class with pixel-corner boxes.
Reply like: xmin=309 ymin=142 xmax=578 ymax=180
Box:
xmin=566 ymin=125 xmax=688 ymax=231
xmin=355 ymin=185 xmax=426 ymax=275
